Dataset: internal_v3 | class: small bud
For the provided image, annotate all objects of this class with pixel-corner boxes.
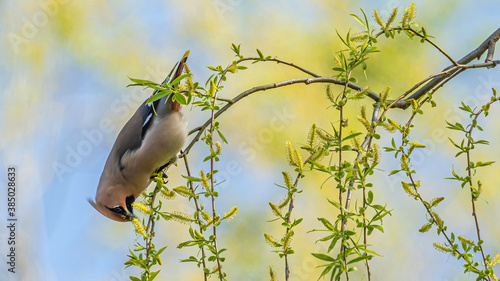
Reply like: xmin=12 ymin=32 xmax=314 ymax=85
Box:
xmin=310 ymin=147 xmax=326 ymax=162
xmin=282 ymin=171 xmax=293 ymax=189
xmin=294 ymin=149 xmax=303 ymax=171
xmin=326 ymin=85 xmax=335 ymax=104
xmin=173 ymin=186 xmax=194 ymax=197
xmin=264 ymin=234 xmax=281 ymax=248
xmin=401 ymin=181 xmax=417 ymax=197
xmin=307 ymin=124 xmax=318 ymax=147
xmin=222 ymin=206 xmax=239 ymax=220
xmin=491 ymin=253 xmax=500 ymax=267
xmin=372 ymin=9 xmax=386 ymax=28
xmin=286 ymin=141 xmax=297 ymax=166
xmin=132 ymin=202 xmax=152 ymax=215
xmin=433 ymin=242 xmax=453 ymax=254
xmin=457 ymin=236 xmax=474 ymax=246
xmin=350 ymin=32 xmax=366 ymax=42
xmin=131 ymin=218 xmax=145 ymax=236
xmin=269 ymin=202 xmax=282 ymax=218
xmin=269 ymin=267 xmax=278 ymax=281
xmin=372 ymin=143 xmax=380 ymax=164
xmin=357 ymin=115 xmax=371 ymax=131
xmin=382 ymin=122 xmax=396 ymax=133
xmin=316 ymin=128 xmax=335 ymax=142
xmin=160 ymin=188 xmax=176 ymax=199
xmin=278 ymin=194 xmax=292 ymax=209
xmin=409 ymin=141 xmax=426 ymax=148
xmin=227 ymin=61 xmax=238 ymax=73
xmin=410 ymin=99 xmax=419 ymax=110
xmin=215 ymin=141 xmax=222 ymax=155
xmin=380 ymin=86 xmax=391 ymax=103
xmin=386 ymin=7 xmax=398 ymax=27
xmin=400 ymin=154 xmax=409 ymax=170
xmin=168 ymin=211 xmax=194 ymax=224
xmin=201 ymin=210 xmax=212 ymax=222
xmin=200 ymin=170 xmax=210 ymax=191
xmin=355 ymin=87 xmax=371 ymax=99
xmin=282 ymin=230 xmax=294 ymax=250
xmin=360 ymin=105 xmax=367 ymax=119
xmin=402 ymin=3 xmax=417 ymax=27
xmin=257 ymin=48 xmax=264 ymax=59
xmin=333 ymin=56 xmax=342 ymax=67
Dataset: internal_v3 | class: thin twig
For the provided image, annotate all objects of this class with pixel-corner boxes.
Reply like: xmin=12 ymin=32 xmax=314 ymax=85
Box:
xmin=284 ymin=156 xmax=311 ymax=280
xmin=337 ymin=65 xmax=357 ymax=281
xmin=464 ymin=98 xmax=500 ymax=277
xmin=144 ymin=178 xmax=163 ymax=278
xmin=194 ymin=91 xmax=234 ymax=103
xmin=209 ymin=81 xmax=224 ymax=280
xmin=181 ymin=77 xmax=379 ymax=157
xmin=401 ymin=91 xmax=485 ymax=277
xmin=234 ymin=57 xmax=321 ymax=78
xmin=182 ymin=155 xmax=208 ymax=281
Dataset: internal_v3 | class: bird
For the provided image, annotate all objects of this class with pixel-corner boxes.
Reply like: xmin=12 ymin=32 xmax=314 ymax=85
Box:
xmin=89 ymin=51 xmax=189 ymax=222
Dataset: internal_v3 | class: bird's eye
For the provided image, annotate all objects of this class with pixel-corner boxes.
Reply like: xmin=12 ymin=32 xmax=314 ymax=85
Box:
xmin=110 ymin=206 xmax=125 ymax=214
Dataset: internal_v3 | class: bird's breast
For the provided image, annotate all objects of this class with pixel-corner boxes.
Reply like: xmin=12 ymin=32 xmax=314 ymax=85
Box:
xmin=120 ymin=112 xmax=187 ymax=190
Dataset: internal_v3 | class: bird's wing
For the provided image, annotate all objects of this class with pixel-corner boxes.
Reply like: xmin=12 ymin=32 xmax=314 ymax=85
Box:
xmin=111 ymin=100 xmax=151 ymax=172
xmin=140 ymin=60 xmax=179 ymax=138
xmin=114 ymin=51 xmax=190 ymax=172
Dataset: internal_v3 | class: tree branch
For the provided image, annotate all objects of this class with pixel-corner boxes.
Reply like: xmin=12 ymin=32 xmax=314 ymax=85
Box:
xmin=181 ymin=77 xmax=379 ymax=156
xmin=394 ymin=27 xmax=500 ymax=108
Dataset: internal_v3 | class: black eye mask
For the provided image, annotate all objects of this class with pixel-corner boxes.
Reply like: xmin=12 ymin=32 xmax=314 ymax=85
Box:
xmin=126 ymin=195 xmax=135 ymax=214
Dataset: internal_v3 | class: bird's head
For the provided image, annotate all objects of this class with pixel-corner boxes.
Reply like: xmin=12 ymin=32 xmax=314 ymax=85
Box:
xmin=88 ymin=186 xmax=136 ymax=222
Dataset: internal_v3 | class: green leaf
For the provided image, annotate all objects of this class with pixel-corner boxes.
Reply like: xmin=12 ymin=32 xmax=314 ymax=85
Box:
xmin=475 ymin=161 xmax=495 ymax=167
xmin=311 ymin=253 xmax=336 ymax=262
xmin=358 ymin=247 xmax=383 ymax=257
xmin=367 ymin=190 xmax=373 ymax=204
xmin=173 ymin=91 xmax=188 ymax=105
xmin=350 ymin=13 xmax=367 ymax=29
xmin=318 ymin=265 xmax=333 ymax=279
xmin=128 ymin=77 xmax=158 ymax=86
xmin=347 ymin=255 xmax=371 ymax=265
xmin=147 ymin=91 xmax=171 ymax=104
xmin=207 ymin=65 xmax=219 ymax=72
xmin=148 ymin=270 xmax=160 ymax=281
xmin=182 ymin=175 xmax=202 ymax=182
xmin=257 ymin=48 xmax=264 ymax=59
xmin=317 ymin=218 xmax=335 ymax=231
xmin=388 ymin=169 xmax=401 ymax=176
xmin=342 ymin=132 xmax=363 ymax=142
xmin=445 ymin=121 xmax=466 ymax=132
xmin=216 ymin=129 xmax=228 ymax=144
xmin=292 ymin=218 xmax=304 ymax=227
xmin=170 ymin=73 xmax=191 ymax=87
xmin=371 ymin=225 xmax=384 ymax=233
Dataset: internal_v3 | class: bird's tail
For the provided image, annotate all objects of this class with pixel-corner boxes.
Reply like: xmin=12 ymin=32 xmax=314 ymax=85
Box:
xmin=171 ymin=50 xmax=190 ymax=82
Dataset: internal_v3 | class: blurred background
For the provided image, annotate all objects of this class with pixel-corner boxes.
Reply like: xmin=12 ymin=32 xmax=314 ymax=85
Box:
xmin=1 ymin=0 xmax=500 ymax=280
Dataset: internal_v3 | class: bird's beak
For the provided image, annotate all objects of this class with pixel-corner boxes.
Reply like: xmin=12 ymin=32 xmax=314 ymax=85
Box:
xmin=125 ymin=210 xmax=138 ymax=221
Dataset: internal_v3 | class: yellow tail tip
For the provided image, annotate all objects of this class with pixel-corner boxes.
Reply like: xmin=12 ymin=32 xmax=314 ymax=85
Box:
xmin=182 ymin=50 xmax=190 ymax=61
